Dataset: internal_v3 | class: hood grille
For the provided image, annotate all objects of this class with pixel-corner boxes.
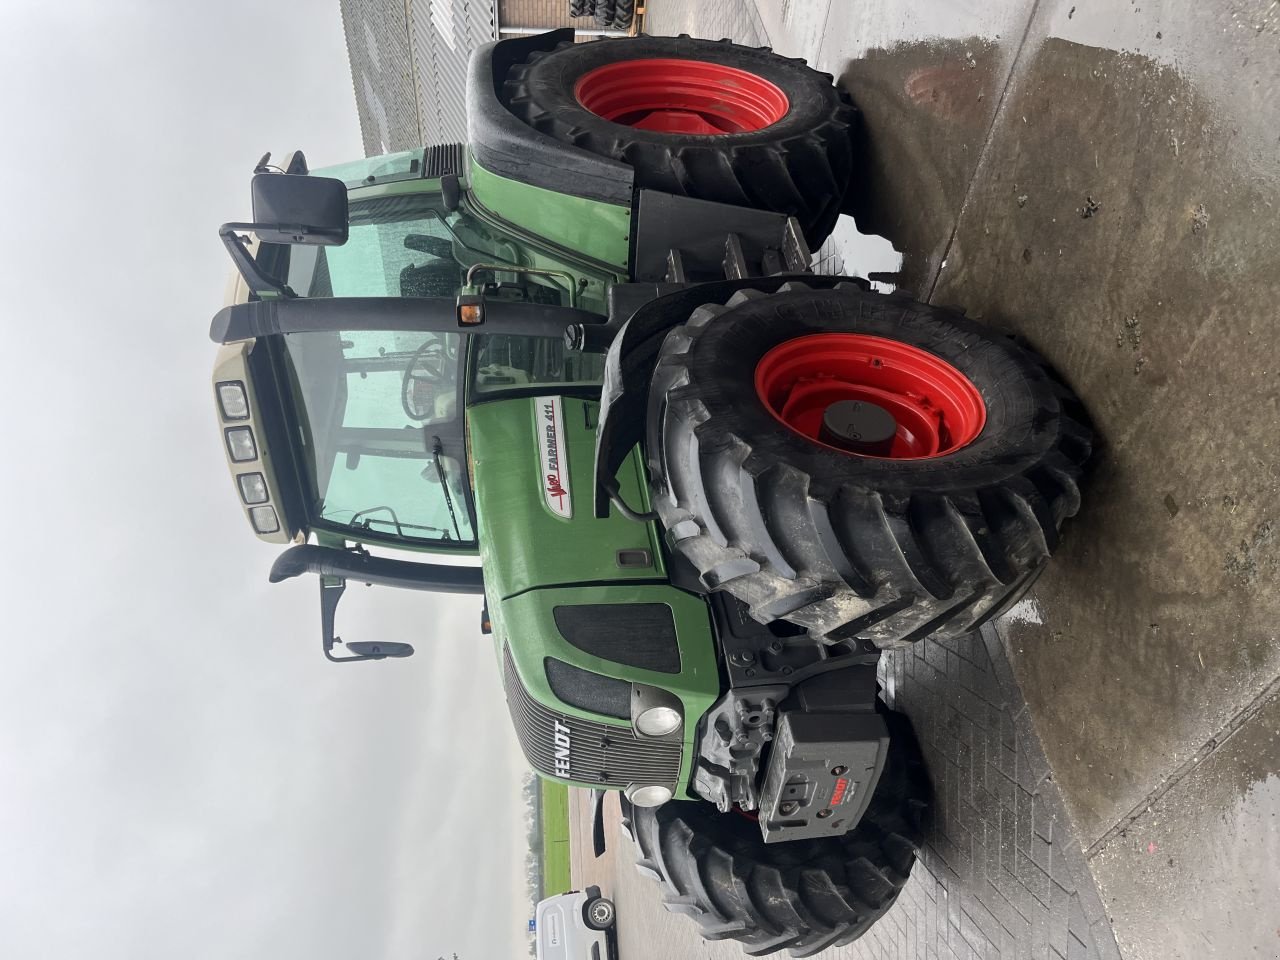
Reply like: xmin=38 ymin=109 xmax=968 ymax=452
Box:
xmin=424 ymin=142 xmax=464 ymax=178
xmin=503 ymin=646 xmax=681 ymax=788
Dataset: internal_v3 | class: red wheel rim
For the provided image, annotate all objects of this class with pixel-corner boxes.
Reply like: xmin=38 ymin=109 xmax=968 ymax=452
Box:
xmin=754 ymin=334 xmax=987 ymax=459
xmin=574 ymin=58 xmax=789 ymax=134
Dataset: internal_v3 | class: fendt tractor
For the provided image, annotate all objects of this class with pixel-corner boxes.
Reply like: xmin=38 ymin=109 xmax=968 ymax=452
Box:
xmin=208 ymin=31 xmax=1090 ymax=956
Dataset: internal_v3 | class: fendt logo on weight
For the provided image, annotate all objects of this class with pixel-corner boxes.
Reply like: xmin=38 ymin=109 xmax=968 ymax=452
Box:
xmin=553 ymin=718 xmax=572 ymax=778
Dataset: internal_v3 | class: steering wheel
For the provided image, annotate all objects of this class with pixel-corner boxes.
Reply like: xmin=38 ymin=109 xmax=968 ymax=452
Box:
xmin=401 ymin=336 xmax=456 ymax=421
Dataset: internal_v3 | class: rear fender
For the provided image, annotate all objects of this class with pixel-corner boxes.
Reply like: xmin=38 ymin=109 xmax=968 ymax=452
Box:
xmin=467 ymin=30 xmax=633 ymax=206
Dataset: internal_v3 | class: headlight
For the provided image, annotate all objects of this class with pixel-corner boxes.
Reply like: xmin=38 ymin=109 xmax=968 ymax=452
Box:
xmin=237 ymin=472 xmax=268 ymax=505
xmin=635 ymin=705 xmax=682 ymax=737
xmin=625 ymin=784 xmax=673 ymax=808
xmin=225 ymin=427 xmax=257 ymax=462
xmin=249 ymin=505 xmax=280 ymax=534
xmin=216 ymin=381 xmax=249 ymax=420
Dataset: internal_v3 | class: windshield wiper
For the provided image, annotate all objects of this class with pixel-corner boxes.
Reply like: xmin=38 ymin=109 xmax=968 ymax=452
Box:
xmin=348 ymin=505 xmax=449 ymax=539
xmin=431 ymin=436 xmax=464 ymax=543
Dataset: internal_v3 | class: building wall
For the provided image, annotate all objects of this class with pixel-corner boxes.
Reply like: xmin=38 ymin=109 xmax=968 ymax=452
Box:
xmin=341 ymin=0 xmax=619 ymax=156
xmin=497 ymin=0 xmax=581 ymax=30
xmin=340 ymin=0 xmax=422 ymax=156
xmin=341 ymin=0 xmax=499 ymax=154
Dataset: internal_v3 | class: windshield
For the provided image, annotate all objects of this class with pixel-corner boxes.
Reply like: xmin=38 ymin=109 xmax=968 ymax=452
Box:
xmin=256 ymin=190 xmax=582 ymax=308
xmin=280 ymin=328 xmax=475 ymax=547
xmin=471 ymin=334 xmax=606 ymax=394
xmin=265 ymin=193 xmax=465 ymax=299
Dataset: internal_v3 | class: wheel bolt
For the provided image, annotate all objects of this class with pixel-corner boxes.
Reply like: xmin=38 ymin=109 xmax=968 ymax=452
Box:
xmin=831 ymin=765 xmax=848 ymax=776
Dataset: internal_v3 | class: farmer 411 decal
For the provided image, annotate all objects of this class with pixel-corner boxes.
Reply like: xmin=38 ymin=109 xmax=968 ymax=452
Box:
xmin=537 ymin=396 xmax=572 ymax=518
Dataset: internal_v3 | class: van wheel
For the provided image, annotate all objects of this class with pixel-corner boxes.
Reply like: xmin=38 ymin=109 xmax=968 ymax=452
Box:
xmin=585 ymin=895 xmax=616 ymax=930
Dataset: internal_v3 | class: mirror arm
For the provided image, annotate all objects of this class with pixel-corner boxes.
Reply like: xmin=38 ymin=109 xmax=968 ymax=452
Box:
xmin=219 ymin=222 xmax=295 ymax=300
xmin=319 ymin=578 xmax=359 ymax=662
xmin=318 ymin=577 xmax=415 ymax=663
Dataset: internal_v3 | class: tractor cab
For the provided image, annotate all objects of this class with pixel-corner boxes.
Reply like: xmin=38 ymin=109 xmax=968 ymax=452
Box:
xmin=210 ymin=153 xmax=613 ymax=662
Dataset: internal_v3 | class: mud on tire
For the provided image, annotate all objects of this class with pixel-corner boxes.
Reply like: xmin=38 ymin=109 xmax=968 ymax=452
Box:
xmin=632 ymin=707 xmax=929 ymax=956
xmin=646 ymin=282 xmax=1093 ymax=647
xmin=502 ymin=35 xmax=857 ymax=247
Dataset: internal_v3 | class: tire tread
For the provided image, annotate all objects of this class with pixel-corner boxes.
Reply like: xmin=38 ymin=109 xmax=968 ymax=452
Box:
xmin=648 ymin=283 xmax=1092 ymax=646
xmin=633 ymin=709 xmax=929 ymax=955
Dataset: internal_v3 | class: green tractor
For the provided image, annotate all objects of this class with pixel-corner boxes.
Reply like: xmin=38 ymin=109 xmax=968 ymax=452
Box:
xmin=208 ymin=31 xmax=1090 ymax=955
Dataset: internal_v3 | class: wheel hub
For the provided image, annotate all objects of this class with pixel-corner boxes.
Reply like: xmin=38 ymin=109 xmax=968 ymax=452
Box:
xmin=819 ymin=399 xmax=897 ymax=456
xmin=754 ymin=333 xmax=987 ymax=459
xmin=574 ymin=58 xmax=790 ymax=134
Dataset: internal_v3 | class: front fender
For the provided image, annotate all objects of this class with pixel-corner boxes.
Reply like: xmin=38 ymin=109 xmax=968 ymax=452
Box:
xmin=592 ymin=276 xmax=860 ymax=518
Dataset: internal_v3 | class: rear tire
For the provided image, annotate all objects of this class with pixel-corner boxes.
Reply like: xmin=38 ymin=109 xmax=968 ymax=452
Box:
xmin=594 ymin=0 xmax=616 ymax=27
xmin=646 ymin=282 xmax=1092 ymax=647
xmin=502 ymin=35 xmax=857 ymax=248
xmin=632 ymin=707 xmax=928 ymax=956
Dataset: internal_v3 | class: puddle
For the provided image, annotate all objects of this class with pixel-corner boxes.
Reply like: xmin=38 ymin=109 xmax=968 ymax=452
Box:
xmin=1002 ymin=595 xmax=1046 ymax=626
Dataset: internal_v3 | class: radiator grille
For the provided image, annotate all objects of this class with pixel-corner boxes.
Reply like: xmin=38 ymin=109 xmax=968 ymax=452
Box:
xmin=545 ymin=658 xmax=631 ymax=720
xmin=423 ymin=142 xmax=464 ymax=178
xmin=503 ymin=647 xmax=682 ymax=788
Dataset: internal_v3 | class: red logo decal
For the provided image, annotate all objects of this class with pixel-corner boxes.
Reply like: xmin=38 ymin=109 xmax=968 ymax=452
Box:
xmin=831 ymin=777 xmax=850 ymax=806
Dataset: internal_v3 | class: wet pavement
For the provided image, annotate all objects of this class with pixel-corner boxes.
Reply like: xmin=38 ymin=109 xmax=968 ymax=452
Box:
xmin=614 ymin=0 xmax=1280 ymax=956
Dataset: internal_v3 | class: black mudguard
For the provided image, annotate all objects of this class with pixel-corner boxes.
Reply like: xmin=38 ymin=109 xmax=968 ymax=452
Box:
xmin=466 ymin=30 xmax=634 ymax=207
xmin=592 ymin=275 xmax=865 ymax=518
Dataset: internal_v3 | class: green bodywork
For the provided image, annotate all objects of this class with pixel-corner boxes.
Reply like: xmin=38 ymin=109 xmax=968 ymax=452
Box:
xmin=467 ymin=157 xmax=632 ymax=272
xmin=468 ymin=398 xmax=721 ymax=797
xmin=218 ymin=148 xmax=721 ymax=801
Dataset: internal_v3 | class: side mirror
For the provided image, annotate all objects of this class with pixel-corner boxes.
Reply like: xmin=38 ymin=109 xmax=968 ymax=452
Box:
xmin=346 ymin=642 xmax=415 ymax=659
xmin=319 ymin=579 xmax=415 ymax=663
xmin=250 ymin=173 xmax=349 ymax=246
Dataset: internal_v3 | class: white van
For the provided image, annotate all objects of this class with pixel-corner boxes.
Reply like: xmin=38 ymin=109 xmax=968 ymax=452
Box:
xmin=534 ymin=886 xmax=617 ymax=960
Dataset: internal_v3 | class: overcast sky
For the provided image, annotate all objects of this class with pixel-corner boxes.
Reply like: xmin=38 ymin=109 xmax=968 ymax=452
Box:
xmin=0 ymin=3 xmax=528 ymax=958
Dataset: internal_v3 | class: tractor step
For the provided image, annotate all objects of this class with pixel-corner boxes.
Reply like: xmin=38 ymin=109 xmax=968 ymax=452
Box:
xmin=664 ymin=219 xmax=811 ymax=283
xmin=633 ymin=191 xmax=814 ymax=283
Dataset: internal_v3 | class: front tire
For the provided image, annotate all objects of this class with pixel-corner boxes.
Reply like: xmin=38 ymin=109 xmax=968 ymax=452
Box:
xmin=632 ymin=707 xmax=928 ymax=956
xmin=502 ymin=35 xmax=857 ymax=247
xmin=647 ymin=282 xmax=1092 ymax=647
xmin=585 ymin=895 xmax=616 ymax=930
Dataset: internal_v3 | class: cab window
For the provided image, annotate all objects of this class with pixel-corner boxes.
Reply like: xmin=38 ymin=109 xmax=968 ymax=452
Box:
xmin=280 ymin=328 xmax=474 ymax=547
